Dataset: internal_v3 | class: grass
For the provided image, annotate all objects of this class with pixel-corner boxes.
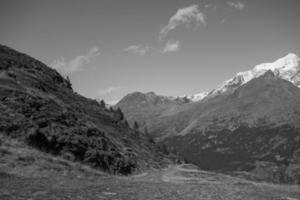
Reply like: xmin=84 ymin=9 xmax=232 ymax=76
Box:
xmin=1 ymin=136 xmax=300 ymax=200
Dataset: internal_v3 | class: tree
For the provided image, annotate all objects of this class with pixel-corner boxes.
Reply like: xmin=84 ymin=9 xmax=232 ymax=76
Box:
xmin=124 ymin=120 xmax=129 ymax=128
xmin=65 ymin=76 xmax=72 ymax=89
xmin=116 ymin=107 xmax=124 ymax=121
xmin=133 ymin=121 xmax=139 ymax=130
xmin=109 ymin=107 xmax=114 ymax=112
xmin=144 ymin=127 xmax=149 ymax=135
xmin=144 ymin=127 xmax=154 ymax=144
xmin=100 ymin=100 xmax=106 ymax=108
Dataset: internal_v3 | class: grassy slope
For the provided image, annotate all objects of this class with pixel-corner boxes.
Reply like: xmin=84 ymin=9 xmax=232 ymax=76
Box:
xmin=1 ymin=136 xmax=300 ymax=200
xmin=0 ymin=44 xmax=169 ymax=174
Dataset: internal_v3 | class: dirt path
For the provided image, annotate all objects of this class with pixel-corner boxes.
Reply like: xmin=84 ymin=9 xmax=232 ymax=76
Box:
xmin=1 ymin=164 xmax=300 ymax=200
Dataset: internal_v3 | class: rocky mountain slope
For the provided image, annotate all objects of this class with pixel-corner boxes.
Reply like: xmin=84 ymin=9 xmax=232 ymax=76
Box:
xmin=0 ymin=44 xmax=169 ymax=175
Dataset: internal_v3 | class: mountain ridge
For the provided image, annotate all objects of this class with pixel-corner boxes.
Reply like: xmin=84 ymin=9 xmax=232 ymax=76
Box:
xmin=204 ymin=53 xmax=300 ymax=99
xmin=116 ymin=53 xmax=300 ymax=139
xmin=115 ymin=53 xmax=300 ymax=106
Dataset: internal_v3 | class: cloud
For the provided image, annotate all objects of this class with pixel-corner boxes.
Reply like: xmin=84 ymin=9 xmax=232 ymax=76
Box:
xmin=96 ymin=86 xmax=122 ymax=97
xmin=124 ymin=44 xmax=149 ymax=56
xmin=227 ymin=1 xmax=245 ymax=10
xmin=160 ymin=5 xmax=206 ymax=39
xmin=50 ymin=47 xmax=100 ymax=74
xmin=162 ymin=40 xmax=180 ymax=53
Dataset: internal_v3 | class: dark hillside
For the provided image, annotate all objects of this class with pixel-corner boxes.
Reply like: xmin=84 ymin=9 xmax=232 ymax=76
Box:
xmin=0 ymin=44 xmax=169 ymax=175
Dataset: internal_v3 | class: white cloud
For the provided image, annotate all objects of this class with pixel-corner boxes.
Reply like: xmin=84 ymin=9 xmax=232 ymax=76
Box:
xmin=227 ymin=1 xmax=245 ymax=10
xmin=50 ymin=47 xmax=100 ymax=74
xmin=124 ymin=44 xmax=149 ymax=56
xmin=96 ymin=86 xmax=122 ymax=96
xmin=162 ymin=40 xmax=180 ymax=53
xmin=160 ymin=5 xmax=206 ymax=39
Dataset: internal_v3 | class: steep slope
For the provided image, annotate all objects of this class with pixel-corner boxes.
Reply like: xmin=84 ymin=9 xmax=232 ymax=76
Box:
xmin=0 ymin=44 xmax=168 ymax=174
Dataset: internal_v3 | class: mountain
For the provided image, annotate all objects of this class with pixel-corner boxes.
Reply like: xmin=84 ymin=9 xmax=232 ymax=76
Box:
xmin=175 ymin=53 xmax=300 ymax=103
xmin=115 ymin=91 xmax=190 ymax=136
xmin=162 ymin=72 xmax=300 ymax=183
xmin=205 ymin=53 xmax=300 ymax=98
xmin=117 ymin=53 xmax=300 ymax=139
xmin=0 ymin=44 xmax=169 ymax=175
xmin=161 ymin=71 xmax=300 ymax=134
xmin=116 ymin=54 xmax=300 ymax=183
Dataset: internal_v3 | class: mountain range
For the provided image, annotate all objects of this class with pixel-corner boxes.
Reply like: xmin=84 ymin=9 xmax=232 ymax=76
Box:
xmin=1 ymin=44 xmax=299 ymax=184
xmin=116 ymin=53 xmax=300 ymax=183
xmin=117 ymin=53 xmax=300 ymax=136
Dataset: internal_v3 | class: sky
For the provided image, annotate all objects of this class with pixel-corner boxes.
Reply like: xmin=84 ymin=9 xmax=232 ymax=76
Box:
xmin=0 ymin=0 xmax=300 ymax=104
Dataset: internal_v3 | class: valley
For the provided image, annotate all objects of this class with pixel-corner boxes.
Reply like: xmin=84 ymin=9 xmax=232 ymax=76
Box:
xmin=1 ymin=1 xmax=300 ymax=199
xmin=1 ymin=45 xmax=300 ymax=199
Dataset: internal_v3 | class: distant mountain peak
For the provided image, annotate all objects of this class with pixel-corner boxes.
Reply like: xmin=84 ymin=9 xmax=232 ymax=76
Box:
xmin=207 ymin=53 xmax=300 ymax=97
xmin=254 ymin=53 xmax=299 ymax=72
xmin=118 ymin=53 xmax=300 ymax=104
xmin=183 ymin=53 xmax=300 ymax=102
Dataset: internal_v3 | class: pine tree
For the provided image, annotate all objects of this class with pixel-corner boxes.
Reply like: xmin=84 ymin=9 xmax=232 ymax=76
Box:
xmin=116 ymin=107 xmax=124 ymax=121
xmin=100 ymin=100 xmax=106 ymax=108
xmin=124 ymin=120 xmax=129 ymax=128
xmin=144 ymin=127 xmax=154 ymax=143
xmin=133 ymin=121 xmax=139 ymax=130
xmin=109 ymin=107 xmax=114 ymax=112
xmin=65 ymin=76 xmax=72 ymax=89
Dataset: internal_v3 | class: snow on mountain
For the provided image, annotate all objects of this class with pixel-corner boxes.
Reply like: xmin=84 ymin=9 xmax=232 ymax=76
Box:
xmin=118 ymin=53 xmax=299 ymax=103
xmin=184 ymin=92 xmax=209 ymax=102
xmin=210 ymin=53 xmax=300 ymax=96
xmin=183 ymin=53 xmax=300 ymax=102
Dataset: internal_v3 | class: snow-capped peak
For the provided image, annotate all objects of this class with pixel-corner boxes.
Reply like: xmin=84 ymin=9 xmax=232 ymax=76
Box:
xmin=254 ymin=53 xmax=299 ymax=71
xmin=172 ymin=53 xmax=299 ymax=102
xmin=210 ymin=53 xmax=300 ymax=96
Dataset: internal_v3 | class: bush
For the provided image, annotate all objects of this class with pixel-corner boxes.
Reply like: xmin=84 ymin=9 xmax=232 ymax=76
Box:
xmin=25 ymin=123 xmax=138 ymax=174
